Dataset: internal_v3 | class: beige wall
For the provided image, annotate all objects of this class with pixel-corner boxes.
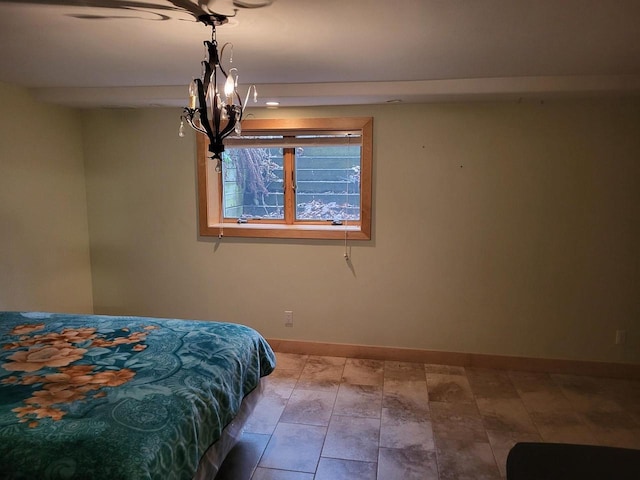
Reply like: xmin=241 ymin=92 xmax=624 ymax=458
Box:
xmin=81 ymin=99 xmax=639 ymax=365
xmin=1 ymin=81 xmax=635 ymax=365
xmin=0 ymin=82 xmax=93 ymax=313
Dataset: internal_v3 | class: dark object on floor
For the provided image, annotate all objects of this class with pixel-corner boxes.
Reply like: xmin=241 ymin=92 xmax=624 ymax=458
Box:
xmin=506 ymin=442 xmax=640 ymax=480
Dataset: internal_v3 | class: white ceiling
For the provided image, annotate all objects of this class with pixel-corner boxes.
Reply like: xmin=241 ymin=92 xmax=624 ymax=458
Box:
xmin=1 ymin=0 xmax=639 ymax=108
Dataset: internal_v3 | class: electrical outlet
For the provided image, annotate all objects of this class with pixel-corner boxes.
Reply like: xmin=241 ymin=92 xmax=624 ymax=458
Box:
xmin=284 ymin=310 xmax=293 ymax=327
xmin=615 ymin=329 xmax=626 ymax=345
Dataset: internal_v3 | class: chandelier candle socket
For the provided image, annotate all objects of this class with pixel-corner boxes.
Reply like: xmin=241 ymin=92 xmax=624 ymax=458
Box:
xmin=180 ymin=12 xmax=257 ymax=173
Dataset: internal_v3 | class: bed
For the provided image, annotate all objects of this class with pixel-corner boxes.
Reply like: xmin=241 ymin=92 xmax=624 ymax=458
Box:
xmin=0 ymin=311 xmax=276 ymax=479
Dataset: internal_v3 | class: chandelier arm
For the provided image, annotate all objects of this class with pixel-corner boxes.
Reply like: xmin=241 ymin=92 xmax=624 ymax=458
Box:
xmin=218 ymin=107 xmax=239 ymax=139
xmin=191 ymin=126 xmax=208 ymax=136
xmin=194 ymin=78 xmax=216 ymax=150
xmin=201 ymin=48 xmax=213 ymax=92
xmin=219 ymin=42 xmax=233 ymax=68
xmin=205 ymin=39 xmax=220 ymax=71
xmin=211 ymin=64 xmax=222 ymax=139
xmin=242 ymin=84 xmax=258 ymax=114
xmin=238 ymin=86 xmax=247 ymax=113
xmin=202 ymin=37 xmax=221 ymax=141
xmin=217 ymin=63 xmax=229 ymax=81
xmin=182 ymin=113 xmax=207 ymax=135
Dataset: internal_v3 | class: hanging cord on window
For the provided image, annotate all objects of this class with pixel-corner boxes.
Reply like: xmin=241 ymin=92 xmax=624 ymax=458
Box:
xmin=343 ymin=134 xmax=351 ymax=262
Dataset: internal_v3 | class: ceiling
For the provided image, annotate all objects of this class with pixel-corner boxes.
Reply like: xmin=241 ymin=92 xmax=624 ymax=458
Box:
xmin=1 ymin=0 xmax=639 ymax=108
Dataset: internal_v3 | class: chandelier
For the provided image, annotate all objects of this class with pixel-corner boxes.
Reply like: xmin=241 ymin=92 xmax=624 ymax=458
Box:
xmin=179 ymin=12 xmax=257 ymax=172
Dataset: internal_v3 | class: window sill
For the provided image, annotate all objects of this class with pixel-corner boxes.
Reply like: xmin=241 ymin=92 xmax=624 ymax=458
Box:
xmin=199 ymin=222 xmax=370 ymax=240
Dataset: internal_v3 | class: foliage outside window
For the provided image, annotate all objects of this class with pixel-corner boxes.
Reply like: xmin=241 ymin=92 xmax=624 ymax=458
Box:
xmin=197 ymin=117 xmax=373 ymax=240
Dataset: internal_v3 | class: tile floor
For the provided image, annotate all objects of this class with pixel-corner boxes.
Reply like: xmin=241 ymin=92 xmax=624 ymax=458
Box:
xmin=215 ymin=353 xmax=640 ymax=480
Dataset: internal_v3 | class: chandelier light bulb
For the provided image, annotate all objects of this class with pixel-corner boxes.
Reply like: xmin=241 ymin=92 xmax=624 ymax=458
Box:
xmin=224 ymin=69 xmax=237 ymax=101
xmin=188 ymin=81 xmax=197 ymax=109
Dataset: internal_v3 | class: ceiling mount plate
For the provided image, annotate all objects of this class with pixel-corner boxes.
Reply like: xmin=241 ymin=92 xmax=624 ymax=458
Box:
xmin=197 ymin=12 xmax=234 ymax=27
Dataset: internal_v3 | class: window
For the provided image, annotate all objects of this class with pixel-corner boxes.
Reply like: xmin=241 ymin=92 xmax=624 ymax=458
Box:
xmin=197 ymin=117 xmax=372 ymax=240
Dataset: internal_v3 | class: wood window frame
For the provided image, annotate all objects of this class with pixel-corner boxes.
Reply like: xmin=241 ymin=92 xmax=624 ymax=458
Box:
xmin=197 ymin=117 xmax=373 ymax=240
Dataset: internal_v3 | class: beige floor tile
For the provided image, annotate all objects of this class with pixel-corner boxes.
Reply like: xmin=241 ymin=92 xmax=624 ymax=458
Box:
xmin=594 ymin=377 xmax=640 ymax=413
xmin=380 ymin=407 xmax=435 ymax=451
xmin=378 ymin=448 xmax=439 ymax=480
xmin=342 ymin=358 xmax=384 ymax=386
xmin=508 ymin=370 xmax=573 ymax=413
xmin=322 ymin=415 xmax=381 ymax=462
xmin=245 ymin=393 xmax=288 ymax=435
xmin=252 ymin=468 xmax=314 ymax=480
xmin=427 ymin=373 xmax=475 ymax=404
xmin=302 ymin=355 xmax=347 ymax=374
xmin=530 ymin=410 xmax=597 ymax=444
xmin=383 ymin=378 xmax=430 ymax=414
xmin=295 ymin=378 xmax=341 ymax=394
xmin=436 ymin=438 xmax=501 ymax=480
xmin=550 ymin=373 xmax=603 ymax=394
xmin=425 ymin=364 xmax=466 ymax=375
xmin=580 ymin=410 xmax=640 ymax=449
xmin=589 ymin=428 xmax=640 ymax=449
xmin=582 ymin=408 xmax=640 ymax=430
xmin=301 ymin=356 xmax=346 ymax=374
xmin=215 ymin=433 xmax=270 ymax=480
xmin=315 ymin=458 xmax=377 ymax=480
xmin=275 ymin=353 xmax=309 ymax=373
xmin=215 ymin=358 xmax=640 ymax=479
xmin=308 ymin=355 xmax=347 ymax=366
xmin=334 ymin=383 xmax=383 ymax=418
xmin=508 ymin=371 xmax=557 ymax=392
xmin=475 ymin=397 xmax=537 ymax=433
xmin=296 ymin=358 xmax=345 ymax=393
xmin=262 ymin=369 xmax=298 ymax=398
xmin=430 ymin=401 xmax=488 ymax=442
xmin=551 ymin=373 xmax=623 ymax=412
xmin=279 ymin=389 xmax=336 ymax=426
xmin=519 ymin=388 xmax=575 ymax=414
xmin=258 ymin=422 xmax=326 ymax=473
xmin=467 ymin=368 xmax=520 ymax=400
xmin=565 ymin=393 xmax=624 ymax=414
xmin=384 ymin=361 xmax=427 ymax=381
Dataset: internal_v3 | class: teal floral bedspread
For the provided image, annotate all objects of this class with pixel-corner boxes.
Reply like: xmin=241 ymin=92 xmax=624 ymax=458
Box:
xmin=0 ymin=312 xmax=276 ymax=480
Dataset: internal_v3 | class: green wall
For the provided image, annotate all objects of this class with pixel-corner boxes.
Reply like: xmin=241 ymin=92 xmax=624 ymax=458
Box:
xmin=0 ymin=82 xmax=93 ymax=313
xmin=81 ymin=99 xmax=640 ymax=364
xmin=1 ymin=80 xmax=637 ymax=364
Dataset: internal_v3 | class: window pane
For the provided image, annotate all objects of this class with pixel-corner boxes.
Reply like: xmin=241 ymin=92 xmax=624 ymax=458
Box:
xmin=295 ymin=145 xmax=361 ymax=221
xmin=222 ymin=147 xmax=284 ymax=219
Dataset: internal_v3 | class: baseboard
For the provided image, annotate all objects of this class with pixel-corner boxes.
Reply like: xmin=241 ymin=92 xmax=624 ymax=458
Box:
xmin=266 ymin=338 xmax=640 ymax=379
